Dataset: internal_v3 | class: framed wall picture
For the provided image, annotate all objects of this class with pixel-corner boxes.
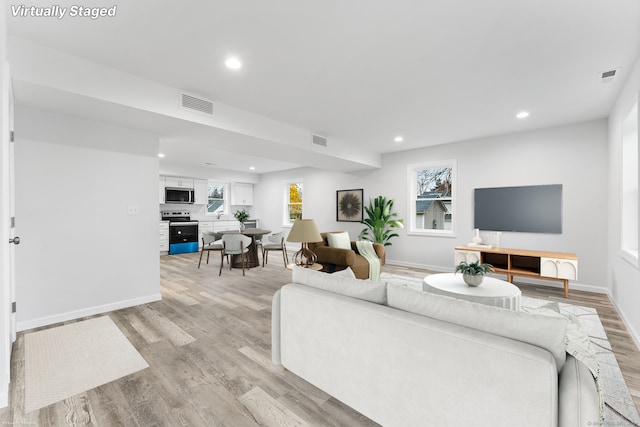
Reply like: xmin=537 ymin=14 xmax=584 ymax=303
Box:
xmin=336 ymin=189 xmax=364 ymax=222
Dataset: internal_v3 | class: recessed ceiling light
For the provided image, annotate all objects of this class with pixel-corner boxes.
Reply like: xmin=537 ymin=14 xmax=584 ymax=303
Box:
xmin=225 ymin=57 xmax=242 ymax=70
xmin=394 ymin=136 xmax=404 ymax=143
xmin=516 ymin=111 xmax=530 ymax=119
xmin=249 ymin=166 xmax=255 ymax=170
xmin=158 ymin=153 xmax=165 ymax=158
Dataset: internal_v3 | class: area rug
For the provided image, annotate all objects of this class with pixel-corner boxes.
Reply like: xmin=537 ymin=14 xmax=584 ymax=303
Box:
xmin=24 ymin=315 xmax=149 ymax=413
xmin=380 ymin=273 xmax=640 ymax=426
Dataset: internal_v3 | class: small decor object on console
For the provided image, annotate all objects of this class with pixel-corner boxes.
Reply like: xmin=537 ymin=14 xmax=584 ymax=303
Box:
xmin=455 ymin=260 xmax=494 ymax=287
xmin=287 ymin=219 xmax=323 ymax=267
xmin=472 ymin=228 xmax=482 ymax=245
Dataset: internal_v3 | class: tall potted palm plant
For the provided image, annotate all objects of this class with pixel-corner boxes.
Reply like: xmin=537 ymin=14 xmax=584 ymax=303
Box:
xmin=359 ymin=196 xmax=404 ymax=246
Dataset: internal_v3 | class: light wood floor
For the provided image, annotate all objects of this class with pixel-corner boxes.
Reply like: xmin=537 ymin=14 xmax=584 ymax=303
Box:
xmin=0 ymin=254 xmax=638 ymax=426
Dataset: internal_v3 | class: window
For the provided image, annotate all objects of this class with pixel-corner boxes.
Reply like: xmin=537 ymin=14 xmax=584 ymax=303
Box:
xmin=206 ymin=183 xmax=226 ymax=216
xmin=287 ymin=181 xmax=303 ymax=224
xmin=622 ymin=99 xmax=638 ymax=265
xmin=408 ymin=160 xmax=456 ymax=236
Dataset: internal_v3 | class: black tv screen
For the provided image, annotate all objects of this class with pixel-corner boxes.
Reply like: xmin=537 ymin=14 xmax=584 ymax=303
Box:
xmin=474 ymin=184 xmax=562 ymax=234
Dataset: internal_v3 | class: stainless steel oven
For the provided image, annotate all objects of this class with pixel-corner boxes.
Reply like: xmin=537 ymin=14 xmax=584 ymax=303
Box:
xmin=161 ymin=211 xmax=199 ymax=254
xmin=243 ymin=219 xmax=258 ymax=229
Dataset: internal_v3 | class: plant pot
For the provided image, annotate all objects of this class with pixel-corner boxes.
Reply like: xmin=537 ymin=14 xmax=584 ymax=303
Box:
xmin=463 ymin=273 xmax=483 ymax=287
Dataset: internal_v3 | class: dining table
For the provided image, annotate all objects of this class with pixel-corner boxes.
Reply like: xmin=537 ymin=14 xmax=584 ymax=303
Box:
xmin=219 ymin=229 xmax=271 ymax=268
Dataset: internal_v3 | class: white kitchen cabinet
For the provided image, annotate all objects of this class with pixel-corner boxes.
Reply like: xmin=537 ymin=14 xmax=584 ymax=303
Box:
xmin=164 ymin=176 xmax=194 ymax=189
xmin=193 ymin=179 xmax=208 ymax=205
xmin=159 ymin=178 xmax=165 ymax=203
xmin=159 ymin=222 xmax=169 ymax=253
xmin=230 ymin=183 xmax=253 ymax=205
xmin=213 ymin=220 xmax=241 ymax=233
xmin=199 ymin=221 xmax=214 ymax=248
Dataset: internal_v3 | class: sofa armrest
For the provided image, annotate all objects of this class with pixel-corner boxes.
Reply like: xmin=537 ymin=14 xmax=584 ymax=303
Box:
xmin=314 ymin=246 xmax=357 ymax=266
xmin=350 ymin=242 xmax=385 ymax=261
xmin=558 ymin=355 xmax=601 ymax=427
xmin=373 ymin=243 xmax=385 ymax=262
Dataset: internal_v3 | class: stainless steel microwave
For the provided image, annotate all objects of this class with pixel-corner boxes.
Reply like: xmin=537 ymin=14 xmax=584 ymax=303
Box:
xmin=165 ymin=187 xmax=195 ymax=204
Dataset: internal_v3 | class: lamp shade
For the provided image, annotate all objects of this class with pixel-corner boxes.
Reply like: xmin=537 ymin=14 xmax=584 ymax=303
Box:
xmin=287 ymin=219 xmax=322 ymax=243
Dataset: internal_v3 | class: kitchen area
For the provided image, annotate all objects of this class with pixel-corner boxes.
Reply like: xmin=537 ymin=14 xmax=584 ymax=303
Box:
xmin=158 ymin=175 xmax=257 ymax=256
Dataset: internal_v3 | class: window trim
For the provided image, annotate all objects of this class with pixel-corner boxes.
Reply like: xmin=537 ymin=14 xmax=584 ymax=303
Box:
xmin=407 ymin=159 xmax=457 ymax=237
xmin=621 ymin=96 xmax=639 ymax=267
xmin=205 ymin=182 xmax=229 ymax=216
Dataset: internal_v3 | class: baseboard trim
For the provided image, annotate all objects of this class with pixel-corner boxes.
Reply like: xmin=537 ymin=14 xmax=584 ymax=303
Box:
xmin=16 ymin=293 xmax=162 ymax=332
xmin=0 ymin=386 xmax=7 ymax=409
xmin=385 ymin=259 xmax=451 ymax=273
xmin=608 ymin=296 xmax=640 ymax=351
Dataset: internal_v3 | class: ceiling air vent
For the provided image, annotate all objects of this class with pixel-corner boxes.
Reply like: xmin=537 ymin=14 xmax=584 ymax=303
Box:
xmin=599 ymin=68 xmax=620 ymax=84
xmin=311 ymin=134 xmax=328 ymax=147
xmin=180 ymin=92 xmax=214 ymax=116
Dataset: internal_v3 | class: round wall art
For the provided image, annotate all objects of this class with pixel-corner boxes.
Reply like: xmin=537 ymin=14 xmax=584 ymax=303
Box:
xmin=336 ymin=189 xmax=363 ymax=222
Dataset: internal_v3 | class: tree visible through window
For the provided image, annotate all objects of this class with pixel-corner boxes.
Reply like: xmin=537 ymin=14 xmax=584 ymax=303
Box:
xmin=408 ymin=161 xmax=456 ymax=235
xmin=207 ymin=183 xmax=225 ymax=215
xmin=288 ymin=182 xmax=303 ymax=223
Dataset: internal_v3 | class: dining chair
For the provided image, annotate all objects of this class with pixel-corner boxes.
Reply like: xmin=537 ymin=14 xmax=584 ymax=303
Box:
xmin=262 ymin=231 xmax=289 ymax=267
xmin=198 ymin=231 xmax=223 ymax=268
xmin=220 ymin=233 xmax=253 ymax=276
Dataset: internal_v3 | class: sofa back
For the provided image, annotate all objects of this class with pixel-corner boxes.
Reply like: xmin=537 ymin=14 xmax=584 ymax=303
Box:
xmin=274 ymin=282 xmax=560 ymax=427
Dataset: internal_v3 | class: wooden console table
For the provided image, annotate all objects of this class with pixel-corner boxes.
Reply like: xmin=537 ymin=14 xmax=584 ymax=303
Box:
xmin=455 ymin=246 xmax=578 ymax=298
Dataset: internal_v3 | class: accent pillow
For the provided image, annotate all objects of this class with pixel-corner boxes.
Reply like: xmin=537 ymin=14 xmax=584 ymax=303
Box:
xmin=292 ymin=266 xmax=386 ymax=304
xmin=326 ymin=232 xmax=351 ymax=249
xmin=386 ymin=284 xmax=568 ymax=371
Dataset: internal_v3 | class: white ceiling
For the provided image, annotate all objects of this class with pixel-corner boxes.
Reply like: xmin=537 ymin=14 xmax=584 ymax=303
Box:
xmin=6 ymin=0 xmax=640 ymax=174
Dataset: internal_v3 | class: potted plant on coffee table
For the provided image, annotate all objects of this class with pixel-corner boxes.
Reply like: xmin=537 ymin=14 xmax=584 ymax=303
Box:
xmin=455 ymin=261 xmax=494 ymax=287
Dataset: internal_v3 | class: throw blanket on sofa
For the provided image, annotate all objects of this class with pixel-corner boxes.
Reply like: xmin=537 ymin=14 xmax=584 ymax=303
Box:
xmin=356 ymin=240 xmax=381 ymax=281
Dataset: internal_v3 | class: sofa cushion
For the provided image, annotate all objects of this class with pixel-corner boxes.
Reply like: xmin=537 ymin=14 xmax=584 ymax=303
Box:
xmin=292 ymin=266 xmax=386 ymax=304
xmin=386 ymin=284 xmax=568 ymax=371
xmin=332 ymin=267 xmax=356 ymax=278
xmin=326 ymin=231 xmax=351 ymax=249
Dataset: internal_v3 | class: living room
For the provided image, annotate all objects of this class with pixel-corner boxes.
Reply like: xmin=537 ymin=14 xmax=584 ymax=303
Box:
xmin=1 ymin=1 xmax=640 ymax=425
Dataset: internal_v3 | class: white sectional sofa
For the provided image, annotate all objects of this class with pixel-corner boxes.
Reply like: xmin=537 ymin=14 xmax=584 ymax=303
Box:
xmin=271 ymin=267 xmax=601 ymax=427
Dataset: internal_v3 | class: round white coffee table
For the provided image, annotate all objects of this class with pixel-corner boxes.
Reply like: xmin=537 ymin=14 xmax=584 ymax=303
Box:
xmin=423 ymin=273 xmax=521 ymax=311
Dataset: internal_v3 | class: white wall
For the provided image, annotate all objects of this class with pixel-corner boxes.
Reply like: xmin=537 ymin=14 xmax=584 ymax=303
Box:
xmin=255 ymin=120 xmax=609 ymax=292
xmin=253 ymin=167 xmax=374 ymax=240
xmin=14 ymin=107 xmax=161 ymax=330
xmin=608 ymin=57 xmax=640 ymax=346
xmin=370 ymin=120 xmax=609 ymax=291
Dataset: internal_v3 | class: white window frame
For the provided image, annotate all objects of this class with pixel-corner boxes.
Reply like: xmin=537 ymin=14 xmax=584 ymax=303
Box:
xmin=284 ymin=179 xmax=303 ymax=226
xmin=407 ymin=160 xmax=457 ymax=237
xmin=205 ymin=182 xmax=229 ymax=217
xmin=621 ymin=97 xmax=639 ymax=267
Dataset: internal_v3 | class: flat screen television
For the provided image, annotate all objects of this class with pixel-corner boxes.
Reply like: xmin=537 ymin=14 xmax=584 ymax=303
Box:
xmin=474 ymin=184 xmax=562 ymax=234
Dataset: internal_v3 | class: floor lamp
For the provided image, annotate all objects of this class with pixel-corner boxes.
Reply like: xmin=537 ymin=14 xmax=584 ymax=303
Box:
xmin=286 ymin=219 xmax=322 ymax=267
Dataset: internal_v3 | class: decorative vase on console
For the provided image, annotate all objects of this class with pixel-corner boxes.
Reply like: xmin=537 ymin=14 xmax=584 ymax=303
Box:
xmin=472 ymin=228 xmax=482 ymax=245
